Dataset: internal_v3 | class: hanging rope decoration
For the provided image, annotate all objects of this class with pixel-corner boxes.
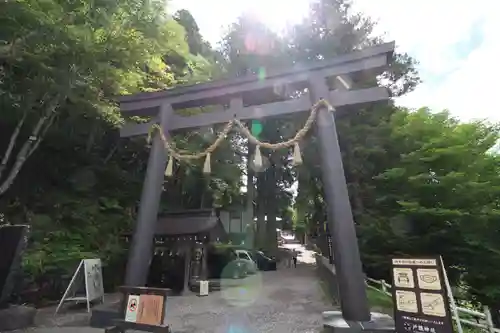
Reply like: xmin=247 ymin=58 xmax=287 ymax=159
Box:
xmin=147 ymin=99 xmax=334 ymax=177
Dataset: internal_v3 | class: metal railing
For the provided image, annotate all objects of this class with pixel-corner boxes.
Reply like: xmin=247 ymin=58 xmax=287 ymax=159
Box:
xmin=366 ymin=277 xmax=500 ymax=333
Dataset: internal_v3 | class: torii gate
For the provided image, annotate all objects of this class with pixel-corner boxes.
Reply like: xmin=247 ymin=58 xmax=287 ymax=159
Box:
xmin=118 ymin=42 xmax=395 ymax=323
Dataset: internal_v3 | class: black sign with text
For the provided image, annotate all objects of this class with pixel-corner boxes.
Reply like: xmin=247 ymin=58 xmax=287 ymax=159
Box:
xmin=391 ymin=257 xmax=453 ymax=333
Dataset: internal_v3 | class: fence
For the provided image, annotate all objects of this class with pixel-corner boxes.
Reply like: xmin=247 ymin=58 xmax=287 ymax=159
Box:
xmin=366 ymin=277 xmax=500 ymax=333
xmin=315 ymin=254 xmax=340 ymax=305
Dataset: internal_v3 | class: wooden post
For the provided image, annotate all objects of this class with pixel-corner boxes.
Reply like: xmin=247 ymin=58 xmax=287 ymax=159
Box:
xmin=309 ymin=75 xmax=370 ymax=321
xmin=201 ymin=244 xmax=208 ymax=280
xmin=183 ymin=245 xmax=191 ymax=293
xmin=124 ymin=104 xmax=172 ymax=286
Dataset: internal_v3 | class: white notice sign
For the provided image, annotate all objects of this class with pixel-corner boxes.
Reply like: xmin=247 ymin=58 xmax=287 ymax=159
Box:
xmin=125 ymin=295 xmax=140 ymax=322
xmin=199 ymin=281 xmax=209 ymax=296
xmin=55 ymin=258 xmax=105 ymax=314
xmin=392 ymin=258 xmax=437 ymax=266
xmin=84 ymin=259 xmax=104 ymax=302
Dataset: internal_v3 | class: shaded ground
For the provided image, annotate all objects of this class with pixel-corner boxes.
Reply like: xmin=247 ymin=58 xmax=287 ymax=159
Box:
xmin=18 ymin=244 xmax=332 ymax=333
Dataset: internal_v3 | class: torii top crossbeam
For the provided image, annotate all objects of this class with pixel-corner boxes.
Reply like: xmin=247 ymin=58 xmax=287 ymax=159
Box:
xmin=119 ymin=42 xmax=394 ymax=137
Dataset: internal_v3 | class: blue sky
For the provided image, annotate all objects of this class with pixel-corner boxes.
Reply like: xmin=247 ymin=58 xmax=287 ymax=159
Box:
xmin=170 ymin=0 xmax=500 ymax=122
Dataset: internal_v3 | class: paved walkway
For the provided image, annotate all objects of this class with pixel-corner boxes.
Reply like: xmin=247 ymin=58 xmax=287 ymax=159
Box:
xmin=19 ymin=245 xmax=331 ymax=333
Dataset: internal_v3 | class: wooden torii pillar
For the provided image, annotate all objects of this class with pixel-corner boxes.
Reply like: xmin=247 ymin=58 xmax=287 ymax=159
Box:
xmin=118 ymin=42 xmax=395 ymax=323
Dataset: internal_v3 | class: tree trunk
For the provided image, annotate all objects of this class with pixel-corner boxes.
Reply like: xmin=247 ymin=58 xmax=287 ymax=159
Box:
xmin=245 ymin=143 xmax=255 ymax=249
xmin=85 ymin=124 xmax=97 ymax=153
xmin=103 ymin=143 xmax=119 ymax=164
xmin=265 ymin=162 xmax=278 ymax=257
xmin=0 ymin=103 xmax=58 ymax=196
xmin=0 ymin=111 xmax=27 ymax=179
xmin=255 ymin=171 xmax=267 ymax=250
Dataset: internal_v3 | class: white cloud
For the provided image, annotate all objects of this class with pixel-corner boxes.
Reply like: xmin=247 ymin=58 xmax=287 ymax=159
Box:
xmin=399 ymin=33 xmax=500 ymax=122
xmin=353 ymin=0 xmax=500 ymax=122
xmin=169 ymin=0 xmax=311 ymax=46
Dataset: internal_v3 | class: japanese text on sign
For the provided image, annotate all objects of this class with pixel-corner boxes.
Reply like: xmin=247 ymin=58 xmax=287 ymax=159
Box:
xmin=392 ymin=258 xmax=437 ymax=266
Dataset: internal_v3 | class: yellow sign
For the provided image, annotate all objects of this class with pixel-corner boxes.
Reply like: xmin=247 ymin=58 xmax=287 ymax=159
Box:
xmin=393 ymin=268 xmax=415 ymax=288
xmin=396 ymin=290 xmax=418 ymax=313
xmin=417 ymin=268 xmax=442 ymax=290
xmin=421 ymin=293 xmax=446 ymax=317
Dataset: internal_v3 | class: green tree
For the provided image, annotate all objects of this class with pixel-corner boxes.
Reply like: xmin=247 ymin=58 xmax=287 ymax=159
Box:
xmin=0 ymin=0 xmax=188 ymax=195
xmin=371 ymin=109 xmax=500 ymax=304
xmin=0 ymin=2 xmax=244 ymax=295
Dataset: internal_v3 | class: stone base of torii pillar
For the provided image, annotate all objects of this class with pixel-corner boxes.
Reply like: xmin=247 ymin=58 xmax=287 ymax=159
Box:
xmin=323 ymin=311 xmax=395 ymax=333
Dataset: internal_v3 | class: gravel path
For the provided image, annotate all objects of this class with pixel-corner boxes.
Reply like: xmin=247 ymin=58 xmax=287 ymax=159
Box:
xmin=165 ymin=262 xmax=330 ymax=333
xmin=17 ymin=246 xmax=331 ymax=333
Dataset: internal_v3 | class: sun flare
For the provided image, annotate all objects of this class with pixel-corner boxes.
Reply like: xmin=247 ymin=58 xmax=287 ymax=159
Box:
xmin=170 ymin=0 xmax=313 ymax=44
xmin=241 ymin=0 xmax=312 ymax=33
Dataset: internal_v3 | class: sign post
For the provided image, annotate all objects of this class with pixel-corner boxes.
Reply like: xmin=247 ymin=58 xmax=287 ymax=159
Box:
xmin=440 ymin=256 xmax=463 ymax=333
xmin=391 ymin=258 xmax=454 ymax=333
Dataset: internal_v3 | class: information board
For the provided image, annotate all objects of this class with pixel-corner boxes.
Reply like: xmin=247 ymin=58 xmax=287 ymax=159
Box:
xmin=391 ymin=258 xmax=453 ymax=333
xmin=55 ymin=258 xmax=104 ymax=314
xmin=84 ymin=259 xmax=104 ymax=302
xmin=123 ymin=294 xmax=165 ymax=326
xmin=136 ymin=294 xmax=164 ymax=326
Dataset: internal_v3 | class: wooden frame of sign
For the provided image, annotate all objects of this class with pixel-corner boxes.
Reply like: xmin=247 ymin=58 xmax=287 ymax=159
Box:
xmin=390 ymin=257 xmax=454 ymax=333
xmin=105 ymin=286 xmax=172 ymax=333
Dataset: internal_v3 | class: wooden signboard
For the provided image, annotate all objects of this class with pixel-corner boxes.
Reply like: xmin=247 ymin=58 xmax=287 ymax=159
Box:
xmin=136 ymin=294 xmax=163 ymax=326
xmin=391 ymin=258 xmax=453 ymax=333
xmin=106 ymin=286 xmax=171 ymax=333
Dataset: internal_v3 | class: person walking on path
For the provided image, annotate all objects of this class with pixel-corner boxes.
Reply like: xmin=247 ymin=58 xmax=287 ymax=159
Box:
xmin=292 ymin=249 xmax=297 ymax=268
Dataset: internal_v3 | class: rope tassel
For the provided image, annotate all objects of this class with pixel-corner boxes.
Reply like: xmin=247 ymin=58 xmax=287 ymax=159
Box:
xmin=254 ymin=145 xmax=263 ymax=169
xmin=203 ymin=153 xmax=211 ymax=174
xmin=165 ymin=156 xmax=174 ymax=177
xmin=292 ymin=142 xmax=303 ymax=166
